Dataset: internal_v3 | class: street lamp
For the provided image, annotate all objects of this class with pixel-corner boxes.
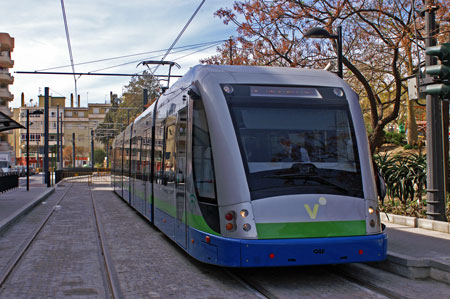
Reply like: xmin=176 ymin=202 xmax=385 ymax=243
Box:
xmin=304 ymin=25 xmax=343 ymax=78
xmin=26 ymin=109 xmax=44 ymax=191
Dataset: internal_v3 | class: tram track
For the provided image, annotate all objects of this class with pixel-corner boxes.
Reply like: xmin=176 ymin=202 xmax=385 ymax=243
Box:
xmin=88 ymin=182 xmax=124 ymax=299
xmin=225 ymin=264 xmax=410 ymax=299
xmin=0 ymin=183 xmax=74 ymax=288
xmin=329 ymin=265 xmax=408 ymax=299
xmin=0 ymin=180 xmax=124 ymax=299
xmin=224 ymin=269 xmax=278 ymax=299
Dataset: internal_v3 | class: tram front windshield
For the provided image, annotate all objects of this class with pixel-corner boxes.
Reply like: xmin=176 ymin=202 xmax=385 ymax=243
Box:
xmin=223 ymin=85 xmax=364 ymax=200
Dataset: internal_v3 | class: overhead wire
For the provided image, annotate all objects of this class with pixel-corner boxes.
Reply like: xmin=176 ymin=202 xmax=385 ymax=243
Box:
xmin=89 ymin=40 xmax=224 ymax=74
xmin=36 ymin=40 xmax=226 ymax=72
xmin=152 ymin=0 xmax=206 ymax=74
xmin=60 ymin=0 xmax=78 ymax=101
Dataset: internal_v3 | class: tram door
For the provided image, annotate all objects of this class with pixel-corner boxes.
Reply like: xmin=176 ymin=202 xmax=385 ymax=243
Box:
xmin=174 ymin=107 xmax=188 ymax=248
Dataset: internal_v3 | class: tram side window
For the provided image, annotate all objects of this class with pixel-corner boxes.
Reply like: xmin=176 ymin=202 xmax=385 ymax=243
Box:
xmin=154 ymin=124 xmax=164 ymax=184
xmin=163 ymin=124 xmax=176 ymax=185
xmin=193 ymin=99 xmax=217 ymax=204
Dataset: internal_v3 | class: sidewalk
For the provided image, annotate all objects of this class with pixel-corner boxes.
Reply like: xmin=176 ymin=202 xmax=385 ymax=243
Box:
xmin=374 ymin=214 xmax=450 ymax=284
xmin=0 ymin=181 xmax=448 ymax=284
xmin=0 ymin=183 xmax=55 ymax=234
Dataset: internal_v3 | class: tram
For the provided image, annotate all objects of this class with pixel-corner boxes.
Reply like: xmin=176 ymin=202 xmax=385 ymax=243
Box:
xmin=111 ymin=65 xmax=387 ymax=267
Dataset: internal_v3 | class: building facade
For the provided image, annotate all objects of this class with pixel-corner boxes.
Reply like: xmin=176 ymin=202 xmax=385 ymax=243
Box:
xmin=0 ymin=33 xmax=15 ymax=161
xmin=13 ymin=94 xmax=110 ymax=168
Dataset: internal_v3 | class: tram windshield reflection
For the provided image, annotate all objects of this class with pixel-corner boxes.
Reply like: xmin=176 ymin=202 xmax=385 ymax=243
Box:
xmin=226 ymin=90 xmax=363 ymax=199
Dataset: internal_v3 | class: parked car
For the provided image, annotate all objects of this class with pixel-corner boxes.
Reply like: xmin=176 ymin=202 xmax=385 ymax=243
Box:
xmin=14 ymin=165 xmax=25 ymax=177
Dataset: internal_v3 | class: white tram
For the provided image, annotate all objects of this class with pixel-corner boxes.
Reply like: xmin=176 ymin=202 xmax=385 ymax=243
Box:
xmin=112 ymin=65 xmax=387 ymax=267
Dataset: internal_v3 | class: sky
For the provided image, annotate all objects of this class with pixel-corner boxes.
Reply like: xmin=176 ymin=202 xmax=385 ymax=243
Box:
xmin=1 ymin=0 xmax=237 ymax=108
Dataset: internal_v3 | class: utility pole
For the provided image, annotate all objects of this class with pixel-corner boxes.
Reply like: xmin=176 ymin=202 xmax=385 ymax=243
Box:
xmin=106 ymin=136 xmax=109 ymax=168
xmin=229 ymin=37 xmax=233 ymax=65
xmin=26 ymin=110 xmax=30 ymax=191
xmin=91 ymin=130 xmax=94 ymax=168
xmin=424 ymin=1 xmax=446 ymax=221
xmin=56 ymin=104 xmax=60 ymax=170
xmin=143 ymin=89 xmax=148 ymax=112
xmin=60 ymin=112 xmax=63 ymax=168
xmin=72 ymin=132 xmax=75 ymax=168
xmin=44 ymin=87 xmax=50 ymax=187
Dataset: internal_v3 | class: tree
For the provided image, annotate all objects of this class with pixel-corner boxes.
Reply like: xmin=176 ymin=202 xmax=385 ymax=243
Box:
xmin=63 ymin=146 xmax=88 ymax=167
xmin=96 ymin=71 xmax=161 ymax=147
xmin=94 ymin=148 xmax=106 ymax=166
xmin=203 ymin=0 xmax=450 ymax=152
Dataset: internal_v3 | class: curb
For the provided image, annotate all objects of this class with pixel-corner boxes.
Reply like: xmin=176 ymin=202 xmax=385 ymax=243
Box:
xmin=0 ymin=187 xmax=55 ymax=235
xmin=381 ymin=213 xmax=450 ymax=234
xmin=370 ymin=251 xmax=450 ymax=285
xmin=376 ymin=214 xmax=450 ymax=284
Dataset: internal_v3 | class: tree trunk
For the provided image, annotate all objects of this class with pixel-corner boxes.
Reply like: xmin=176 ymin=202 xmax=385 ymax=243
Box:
xmin=405 ymin=46 xmax=418 ymax=145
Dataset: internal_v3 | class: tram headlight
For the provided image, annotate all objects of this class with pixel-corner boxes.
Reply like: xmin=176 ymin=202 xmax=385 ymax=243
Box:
xmin=243 ymin=223 xmax=251 ymax=232
xmin=368 ymin=207 xmax=375 ymax=214
xmin=333 ymin=88 xmax=344 ymax=97
xmin=240 ymin=209 xmax=249 ymax=218
xmin=222 ymin=85 xmax=234 ymax=94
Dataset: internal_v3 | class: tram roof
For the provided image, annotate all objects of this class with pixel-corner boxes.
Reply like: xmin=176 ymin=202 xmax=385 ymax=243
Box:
xmin=185 ymin=65 xmax=344 ymax=87
xmin=131 ymin=65 xmax=348 ymax=128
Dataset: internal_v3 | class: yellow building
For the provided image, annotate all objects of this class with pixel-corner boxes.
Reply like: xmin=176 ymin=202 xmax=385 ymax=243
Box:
xmin=13 ymin=93 xmax=111 ymax=168
xmin=64 ymin=105 xmax=90 ymax=167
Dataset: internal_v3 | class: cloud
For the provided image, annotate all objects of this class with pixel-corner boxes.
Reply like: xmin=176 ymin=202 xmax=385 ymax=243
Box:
xmin=2 ymin=0 xmax=237 ymax=108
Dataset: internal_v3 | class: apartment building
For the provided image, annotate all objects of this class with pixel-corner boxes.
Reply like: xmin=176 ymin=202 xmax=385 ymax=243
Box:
xmin=0 ymin=33 xmax=15 ymax=159
xmin=13 ymin=94 xmax=110 ymax=168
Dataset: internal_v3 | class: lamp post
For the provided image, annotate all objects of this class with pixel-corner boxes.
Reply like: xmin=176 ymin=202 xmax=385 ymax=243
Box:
xmin=26 ymin=109 xmax=44 ymax=191
xmin=60 ymin=112 xmax=63 ymax=169
xmin=44 ymin=87 xmax=50 ymax=187
xmin=304 ymin=25 xmax=343 ymax=78
xmin=56 ymin=105 xmax=60 ymax=170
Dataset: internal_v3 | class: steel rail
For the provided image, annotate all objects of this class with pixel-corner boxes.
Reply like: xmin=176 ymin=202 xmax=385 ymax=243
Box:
xmin=0 ymin=183 xmax=74 ymax=288
xmin=329 ymin=266 xmax=408 ymax=299
xmin=224 ymin=269 xmax=278 ymax=299
xmin=88 ymin=182 xmax=124 ymax=299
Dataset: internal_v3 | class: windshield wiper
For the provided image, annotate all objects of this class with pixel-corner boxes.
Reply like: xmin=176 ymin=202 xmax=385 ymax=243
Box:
xmin=263 ymin=173 xmax=349 ymax=193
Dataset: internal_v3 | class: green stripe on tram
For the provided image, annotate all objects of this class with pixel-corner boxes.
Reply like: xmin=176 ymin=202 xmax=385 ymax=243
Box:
xmin=256 ymin=220 xmax=366 ymax=239
xmin=123 ymin=185 xmax=220 ymax=236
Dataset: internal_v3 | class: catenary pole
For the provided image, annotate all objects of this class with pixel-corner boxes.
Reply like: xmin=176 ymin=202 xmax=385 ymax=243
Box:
xmin=425 ymin=1 xmax=446 ymax=221
xmin=72 ymin=132 xmax=75 ymax=168
xmin=26 ymin=110 xmax=30 ymax=191
xmin=44 ymin=87 xmax=50 ymax=187
xmin=56 ymin=105 xmax=60 ymax=169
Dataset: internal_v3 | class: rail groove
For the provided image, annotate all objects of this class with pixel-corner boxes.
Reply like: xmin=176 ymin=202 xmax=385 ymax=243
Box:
xmin=0 ymin=183 xmax=74 ymax=288
xmin=89 ymin=182 xmax=124 ymax=299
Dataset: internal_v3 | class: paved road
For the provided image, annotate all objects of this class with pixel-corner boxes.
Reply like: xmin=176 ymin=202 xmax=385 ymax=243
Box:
xmin=18 ymin=173 xmax=44 ymax=187
xmin=0 ymin=181 xmax=449 ymax=298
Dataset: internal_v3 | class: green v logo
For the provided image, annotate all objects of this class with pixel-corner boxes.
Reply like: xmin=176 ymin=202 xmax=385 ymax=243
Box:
xmin=304 ymin=204 xmax=319 ymax=219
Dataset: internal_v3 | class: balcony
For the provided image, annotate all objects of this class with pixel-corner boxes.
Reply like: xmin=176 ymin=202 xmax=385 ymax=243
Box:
xmin=0 ymin=55 xmax=14 ymax=68
xmin=0 ymin=72 xmax=13 ymax=84
xmin=0 ymin=33 xmax=14 ymax=51
xmin=0 ymin=88 xmax=13 ymax=101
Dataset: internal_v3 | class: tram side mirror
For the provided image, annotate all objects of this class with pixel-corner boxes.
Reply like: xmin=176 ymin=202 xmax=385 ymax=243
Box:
xmin=377 ymin=171 xmax=386 ymax=204
xmin=373 ymin=162 xmax=386 ymax=205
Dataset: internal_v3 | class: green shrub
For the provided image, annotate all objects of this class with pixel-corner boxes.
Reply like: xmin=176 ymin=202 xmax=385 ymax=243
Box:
xmin=373 ymin=152 xmax=426 ymax=212
xmin=384 ymin=131 xmax=406 ymax=146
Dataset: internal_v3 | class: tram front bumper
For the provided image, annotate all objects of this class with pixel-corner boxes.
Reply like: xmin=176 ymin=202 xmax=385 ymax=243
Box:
xmin=189 ymin=228 xmax=387 ymax=267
